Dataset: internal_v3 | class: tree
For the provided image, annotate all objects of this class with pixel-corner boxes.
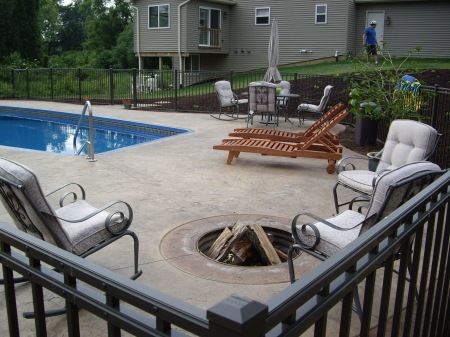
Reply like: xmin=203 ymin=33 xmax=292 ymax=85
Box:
xmin=59 ymin=1 xmax=85 ymax=51
xmin=0 ymin=0 xmax=42 ymax=64
xmin=81 ymin=0 xmax=132 ymax=50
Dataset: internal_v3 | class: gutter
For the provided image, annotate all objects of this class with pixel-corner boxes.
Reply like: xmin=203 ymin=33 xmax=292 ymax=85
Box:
xmin=131 ymin=5 xmax=142 ymax=70
xmin=178 ymin=0 xmax=192 ymax=78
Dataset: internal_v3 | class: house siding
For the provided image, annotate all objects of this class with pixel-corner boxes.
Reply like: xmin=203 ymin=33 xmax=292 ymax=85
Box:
xmin=356 ymin=2 xmax=450 ymax=59
xmin=133 ymin=1 xmax=180 ymax=54
xmin=131 ymin=0 xmax=449 ymax=73
xmin=208 ymin=0 xmax=354 ymax=72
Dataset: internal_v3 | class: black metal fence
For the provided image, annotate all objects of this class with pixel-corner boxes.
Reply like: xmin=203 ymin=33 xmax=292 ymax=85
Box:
xmin=1 ymin=170 xmax=449 ymax=337
xmin=0 ymin=68 xmax=448 ymax=168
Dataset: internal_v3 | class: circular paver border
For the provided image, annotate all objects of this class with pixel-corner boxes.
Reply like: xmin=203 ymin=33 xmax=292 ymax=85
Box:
xmin=160 ymin=214 xmax=304 ymax=285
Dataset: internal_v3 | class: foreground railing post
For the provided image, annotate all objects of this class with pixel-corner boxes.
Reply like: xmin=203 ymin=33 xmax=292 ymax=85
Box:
xmin=207 ymin=295 xmax=268 ymax=337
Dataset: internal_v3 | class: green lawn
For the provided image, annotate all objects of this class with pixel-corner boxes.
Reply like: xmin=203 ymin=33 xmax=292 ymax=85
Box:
xmin=279 ymin=58 xmax=450 ymax=75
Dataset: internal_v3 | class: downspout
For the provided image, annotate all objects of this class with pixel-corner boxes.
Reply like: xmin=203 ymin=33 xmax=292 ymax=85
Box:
xmin=178 ymin=0 xmax=192 ymax=85
xmin=131 ymin=5 xmax=142 ymax=70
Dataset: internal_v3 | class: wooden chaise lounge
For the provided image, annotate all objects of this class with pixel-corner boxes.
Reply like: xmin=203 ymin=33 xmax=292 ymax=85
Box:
xmin=228 ymin=102 xmax=346 ymax=144
xmin=213 ymin=108 xmax=349 ymax=174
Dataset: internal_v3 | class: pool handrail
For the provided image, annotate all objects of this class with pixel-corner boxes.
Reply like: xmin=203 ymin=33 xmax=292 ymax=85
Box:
xmin=73 ymin=100 xmax=96 ymax=162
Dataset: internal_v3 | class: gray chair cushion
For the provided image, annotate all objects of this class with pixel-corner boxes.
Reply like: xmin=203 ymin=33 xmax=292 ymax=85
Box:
xmin=0 ymin=157 xmax=69 ymax=248
xmin=0 ymin=157 xmax=128 ymax=256
xmin=215 ymin=81 xmax=248 ymax=108
xmin=338 ymin=120 xmax=439 ymax=196
xmin=55 ymin=200 xmax=127 ymax=255
xmin=296 ymin=210 xmax=365 ymax=257
xmin=366 ymin=161 xmax=442 ymax=219
xmin=336 ymin=170 xmax=377 ymax=194
xmin=377 ymin=120 xmax=438 ymax=171
xmin=298 ymin=85 xmax=333 ymax=113
xmin=215 ymin=81 xmax=236 ymax=108
xmin=248 ymin=81 xmax=277 ymax=114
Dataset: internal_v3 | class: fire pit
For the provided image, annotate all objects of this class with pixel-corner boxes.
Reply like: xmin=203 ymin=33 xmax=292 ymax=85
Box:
xmin=160 ymin=215 xmax=311 ymax=285
xmin=198 ymin=221 xmax=295 ymax=266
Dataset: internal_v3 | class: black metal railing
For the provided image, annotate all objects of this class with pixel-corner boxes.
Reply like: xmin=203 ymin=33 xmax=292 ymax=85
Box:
xmin=1 ymin=170 xmax=449 ymax=337
xmin=0 ymin=68 xmax=448 ymax=169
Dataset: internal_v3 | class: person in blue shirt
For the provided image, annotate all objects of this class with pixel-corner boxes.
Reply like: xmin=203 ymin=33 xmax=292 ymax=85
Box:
xmin=363 ymin=20 xmax=378 ymax=64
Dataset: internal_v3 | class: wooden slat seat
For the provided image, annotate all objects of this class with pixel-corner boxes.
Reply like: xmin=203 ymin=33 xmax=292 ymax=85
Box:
xmin=229 ymin=102 xmax=345 ymax=144
xmin=213 ymin=109 xmax=349 ymax=174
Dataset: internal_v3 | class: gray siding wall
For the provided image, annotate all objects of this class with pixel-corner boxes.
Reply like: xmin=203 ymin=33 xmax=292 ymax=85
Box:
xmin=356 ymin=2 xmax=450 ymax=59
xmin=205 ymin=0 xmax=355 ymax=72
xmin=133 ymin=0 xmax=180 ymax=53
xmin=133 ymin=0 xmax=355 ymax=72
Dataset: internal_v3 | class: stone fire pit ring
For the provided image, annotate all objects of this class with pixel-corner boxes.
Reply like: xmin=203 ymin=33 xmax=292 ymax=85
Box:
xmin=160 ymin=214 xmax=308 ymax=285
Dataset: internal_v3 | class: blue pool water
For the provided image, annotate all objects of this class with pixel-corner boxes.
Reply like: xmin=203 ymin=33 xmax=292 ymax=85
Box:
xmin=0 ymin=106 xmax=191 ymax=155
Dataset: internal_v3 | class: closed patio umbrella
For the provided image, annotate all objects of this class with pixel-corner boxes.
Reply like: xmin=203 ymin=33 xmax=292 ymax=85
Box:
xmin=263 ymin=18 xmax=282 ymax=83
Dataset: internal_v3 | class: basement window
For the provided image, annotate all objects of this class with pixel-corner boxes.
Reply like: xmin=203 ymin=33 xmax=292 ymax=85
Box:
xmin=255 ymin=7 xmax=270 ymax=25
xmin=316 ymin=4 xmax=327 ymax=24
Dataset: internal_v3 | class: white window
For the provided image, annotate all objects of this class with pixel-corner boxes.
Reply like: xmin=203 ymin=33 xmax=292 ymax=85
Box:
xmin=148 ymin=4 xmax=169 ymax=29
xmin=184 ymin=55 xmax=200 ymax=72
xmin=315 ymin=4 xmax=327 ymax=24
xmin=199 ymin=7 xmax=221 ymax=46
xmin=255 ymin=7 xmax=270 ymax=25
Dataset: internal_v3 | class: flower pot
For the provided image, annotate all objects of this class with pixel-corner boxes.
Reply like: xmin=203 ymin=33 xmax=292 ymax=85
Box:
xmin=355 ymin=103 xmax=379 ymax=145
xmin=124 ymin=104 xmax=132 ymax=110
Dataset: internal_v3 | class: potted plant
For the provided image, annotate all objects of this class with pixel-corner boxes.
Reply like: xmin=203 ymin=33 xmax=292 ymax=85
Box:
xmin=346 ymin=45 xmax=424 ymax=145
xmin=123 ymin=99 xmax=132 ymax=109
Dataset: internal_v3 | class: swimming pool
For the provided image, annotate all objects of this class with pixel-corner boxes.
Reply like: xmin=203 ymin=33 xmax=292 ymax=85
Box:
xmin=0 ymin=106 xmax=192 ymax=155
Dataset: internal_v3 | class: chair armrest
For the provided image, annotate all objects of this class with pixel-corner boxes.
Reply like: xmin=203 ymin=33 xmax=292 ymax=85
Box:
xmin=336 ymin=155 xmax=371 ymax=174
xmin=230 ymin=92 xmax=239 ymax=105
xmin=43 ymin=200 xmax=134 ymax=235
xmin=348 ymin=195 xmax=371 ymax=212
xmin=291 ymin=212 xmax=363 ymax=250
xmin=371 ymin=168 xmax=392 ymax=188
xmin=46 ymin=182 xmax=87 ymax=207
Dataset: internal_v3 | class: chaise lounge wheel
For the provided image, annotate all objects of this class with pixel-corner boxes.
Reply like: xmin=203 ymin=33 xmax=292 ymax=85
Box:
xmin=326 ymin=164 xmax=336 ymax=174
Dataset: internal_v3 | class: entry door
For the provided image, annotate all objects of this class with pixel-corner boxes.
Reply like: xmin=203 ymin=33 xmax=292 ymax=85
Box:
xmin=367 ymin=11 xmax=385 ymax=49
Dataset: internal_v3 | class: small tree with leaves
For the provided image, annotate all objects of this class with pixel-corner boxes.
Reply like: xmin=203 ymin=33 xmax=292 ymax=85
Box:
xmin=346 ymin=45 xmax=425 ymax=124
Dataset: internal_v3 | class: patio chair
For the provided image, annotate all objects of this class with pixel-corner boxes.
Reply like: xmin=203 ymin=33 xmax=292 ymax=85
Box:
xmin=287 ymin=161 xmax=445 ymax=319
xmin=0 ymin=157 xmax=143 ymax=283
xmin=275 ymin=81 xmax=292 ymax=123
xmin=333 ymin=119 xmax=441 ymax=213
xmin=298 ymin=85 xmax=334 ymax=125
xmin=229 ymin=102 xmax=345 ymax=144
xmin=211 ymin=80 xmax=248 ymax=120
xmin=213 ymin=108 xmax=349 ymax=174
xmin=246 ymin=81 xmax=278 ymax=128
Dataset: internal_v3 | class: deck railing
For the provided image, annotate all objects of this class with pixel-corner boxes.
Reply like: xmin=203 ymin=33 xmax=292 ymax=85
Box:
xmin=1 ymin=170 xmax=449 ymax=337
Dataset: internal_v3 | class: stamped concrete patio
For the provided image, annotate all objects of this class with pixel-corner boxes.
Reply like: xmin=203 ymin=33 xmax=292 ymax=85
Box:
xmin=0 ymin=100 xmax=365 ymax=336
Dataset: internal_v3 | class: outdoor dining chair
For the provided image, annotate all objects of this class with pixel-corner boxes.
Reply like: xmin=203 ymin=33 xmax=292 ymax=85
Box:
xmin=333 ymin=119 xmax=441 ymax=213
xmin=298 ymin=85 xmax=333 ymax=125
xmin=211 ymin=80 xmax=248 ymax=120
xmin=275 ymin=81 xmax=291 ymax=122
xmin=246 ymin=81 xmax=278 ymax=128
